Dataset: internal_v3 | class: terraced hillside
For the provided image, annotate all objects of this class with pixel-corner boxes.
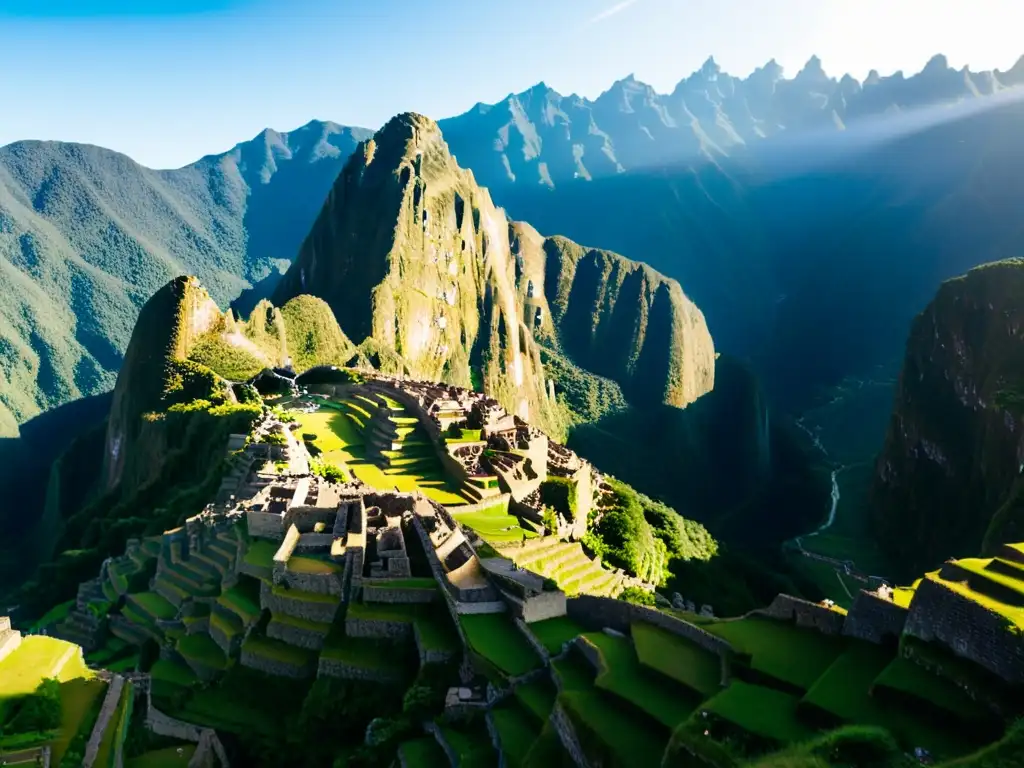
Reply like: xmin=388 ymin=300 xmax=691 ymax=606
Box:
xmin=497 ymin=536 xmax=627 ymax=598
xmin=501 ymin=608 xmax=1014 ymax=768
xmin=290 ymin=395 xmax=469 ymax=505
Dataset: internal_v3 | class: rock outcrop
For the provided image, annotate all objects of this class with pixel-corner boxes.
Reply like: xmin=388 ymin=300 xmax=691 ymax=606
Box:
xmin=273 ymin=113 xmax=714 ymax=435
xmin=871 ymin=259 xmax=1024 ymax=575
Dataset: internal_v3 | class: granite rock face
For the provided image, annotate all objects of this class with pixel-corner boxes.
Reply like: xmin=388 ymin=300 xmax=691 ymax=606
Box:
xmin=273 ymin=113 xmax=715 ymax=435
xmin=871 ymin=259 xmax=1024 ymax=575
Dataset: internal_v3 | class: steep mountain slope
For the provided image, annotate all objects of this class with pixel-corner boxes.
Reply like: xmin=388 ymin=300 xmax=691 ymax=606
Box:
xmin=0 ymin=121 xmax=369 ymax=436
xmin=871 ymin=260 xmax=1024 ymax=578
xmin=439 ymin=54 xmax=1023 ymax=190
xmin=272 ymin=112 xmax=715 ymax=437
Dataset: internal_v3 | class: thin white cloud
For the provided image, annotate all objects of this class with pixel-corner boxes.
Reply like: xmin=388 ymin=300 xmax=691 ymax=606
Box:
xmin=587 ymin=0 xmax=640 ymax=26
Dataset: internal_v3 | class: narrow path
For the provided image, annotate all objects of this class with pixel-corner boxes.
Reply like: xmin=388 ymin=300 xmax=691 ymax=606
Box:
xmin=48 ymin=645 xmax=78 ymax=678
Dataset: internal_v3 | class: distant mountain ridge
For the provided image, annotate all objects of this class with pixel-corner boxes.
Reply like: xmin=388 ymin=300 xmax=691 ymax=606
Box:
xmin=438 ymin=53 xmax=1024 ymax=189
xmin=2 ymin=51 xmax=1023 ymax=436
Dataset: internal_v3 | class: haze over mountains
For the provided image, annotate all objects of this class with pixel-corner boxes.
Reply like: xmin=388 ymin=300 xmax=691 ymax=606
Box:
xmin=2 ymin=52 xmax=1024 ymax=438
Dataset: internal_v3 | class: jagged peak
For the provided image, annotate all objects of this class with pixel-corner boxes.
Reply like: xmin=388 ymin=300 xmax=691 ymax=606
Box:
xmin=865 ymin=69 xmax=882 ymax=85
xmin=922 ymin=53 xmax=951 ymax=74
xmin=700 ymin=56 xmax=720 ymax=77
xmin=796 ymin=55 xmax=828 ymax=81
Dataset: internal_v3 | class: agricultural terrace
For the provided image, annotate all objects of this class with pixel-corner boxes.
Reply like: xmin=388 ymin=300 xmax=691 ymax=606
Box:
xmin=527 ymin=616 xmax=588 ymax=655
xmin=705 ymin=616 xmax=846 ymax=690
xmin=631 ymin=621 xmax=721 ymax=696
xmin=451 ymin=497 xmax=539 ymax=546
xmin=289 ymin=398 xmax=469 ymax=505
xmin=460 ymin=613 xmax=543 ymax=678
xmin=698 ymin=681 xmax=817 ymax=746
xmin=0 ymin=636 xmax=105 ymax=762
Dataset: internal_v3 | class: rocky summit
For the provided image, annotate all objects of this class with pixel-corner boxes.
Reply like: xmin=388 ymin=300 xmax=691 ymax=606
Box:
xmin=273 ymin=112 xmax=715 ymax=437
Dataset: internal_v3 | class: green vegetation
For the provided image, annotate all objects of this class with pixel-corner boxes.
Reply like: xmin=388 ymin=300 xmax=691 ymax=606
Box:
xmin=460 ymin=613 xmax=542 ymax=678
xmin=176 ymin=634 xmax=227 ymax=670
xmin=492 ymin=702 xmax=540 ymax=766
xmin=706 ymin=617 xmax=845 ymax=690
xmin=701 ymin=681 xmax=816 ymax=745
xmin=527 ymin=616 xmax=586 ymax=655
xmin=872 ymin=657 xmax=991 ymax=724
xmin=399 ymin=737 xmax=447 ymax=767
xmin=279 ymin=295 xmax=354 ymax=372
xmin=452 ymin=499 xmax=538 ymax=544
xmin=631 ymin=621 xmax=721 ymax=696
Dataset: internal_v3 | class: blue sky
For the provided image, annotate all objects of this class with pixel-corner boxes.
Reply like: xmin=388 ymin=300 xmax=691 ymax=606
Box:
xmin=1 ymin=0 xmax=1021 ymax=168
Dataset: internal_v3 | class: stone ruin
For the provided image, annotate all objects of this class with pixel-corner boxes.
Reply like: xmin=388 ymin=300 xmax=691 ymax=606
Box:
xmin=0 ymin=616 xmax=23 ymax=664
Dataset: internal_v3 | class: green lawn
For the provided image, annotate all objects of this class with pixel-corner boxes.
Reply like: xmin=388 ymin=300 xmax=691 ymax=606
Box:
xmin=242 ymin=635 xmax=315 ymax=668
xmin=415 ymin=612 xmax=460 ymax=653
xmin=243 ymin=539 xmax=278 ymax=572
xmin=130 ymin=591 xmax=178 ymax=621
xmin=460 ymin=613 xmax=542 ymax=678
xmin=873 ymin=657 xmax=991 ymax=723
xmin=217 ymin=580 xmax=262 ymax=624
xmin=127 ymin=744 xmax=197 ymax=767
xmin=705 ymin=617 xmax=846 ymax=690
xmin=320 ymin=636 xmax=395 ymax=671
xmin=552 ymin=653 xmax=596 ymax=692
xmin=0 ymin=636 xmax=84 ymax=720
xmin=291 ymin=406 xmax=469 ymax=505
xmin=287 ymin=555 xmax=341 ymax=575
xmin=514 ymin=677 xmax=556 ymax=722
xmin=440 ymin=724 xmax=496 ymax=768
xmin=399 ymin=737 xmax=448 ymax=767
xmin=30 ymin=601 xmax=74 ymax=632
xmin=935 ymin=561 xmax=1024 ymax=630
xmin=492 ymin=701 xmax=541 ymax=767
xmin=150 ymin=659 xmax=199 ymax=688
xmin=453 ymin=504 xmax=538 ymax=544
xmin=585 ymin=633 xmax=699 ymax=729
xmin=52 ymin=676 xmax=107 ymax=766
xmin=631 ymin=621 xmax=722 ymax=697
xmin=701 ymin=681 xmax=816 ymax=744
xmin=527 ymin=616 xmax=585 ymax=655
xmin=559 ymin=689 xmax=669 ymax=768
xmin=176 ymin=633 xmax=227 ymax=670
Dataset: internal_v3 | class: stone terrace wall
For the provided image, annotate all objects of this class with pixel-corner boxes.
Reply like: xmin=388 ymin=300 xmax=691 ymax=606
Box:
xmin=282 ymin=567 xmax=344 ymax=597
xmin=273 ymin=525 xmax=301 ymax=585
xmin=147 ymin=693 xmax=203 ymax=742
xmin=751 ymin=594 xmax=847 ymax=636
xmin=260 ymin=580 xmax=339 ymax=624
xmin=451 ymin=494 xmax=512 ymax=518
xmin=268 ymin=618 xmax=328 ymax=650
xmin=904 ymin=577 xmax=1024 ymax=684
xmin=345 ymin=617 xmax=415 ymax=640
xmin=514 ymin=617 xmax=550 ymax=661
xmin=240 ymin=647 xmax=314 ymax=679
xmin=247 ymin=510 xmax=284 ymax=541
xmin=567 ymin=596 xmax=732 ymax=686
xmin=283 ymin=506 xmax=338 ymax=534
xmin=843 ymin=590 xmax=908 ymax=645
xmin=318 ymin=655 xmax=402 ymax=683
xmin=504 ymin=590 xmax=567 ymax=624
xmin=362 ymin=585 xmax=438 ymax=604
xmin=0 ymin=617 xmax=23 ymax=663
xmin=550 ymin=701 xmax=593 ymax=768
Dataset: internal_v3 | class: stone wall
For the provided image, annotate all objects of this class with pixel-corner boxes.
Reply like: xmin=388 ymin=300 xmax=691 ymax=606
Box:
xmin=247 ymin=510 xmax=284 ymax=541
xmin=283 ymin=506 xmax=338 ymax=534
xmin=317 ymin=655 xmax=402 ymax=683
xmin=904 ymin=577 xmax=1024 ymax=684
xmin=843 ymin=590 xmax=908 ymax=645
xmin=550 ymin=701 xmax=592 ymax=768
xmin=567 ymin=595 xmax=732 ymax=686
xmin=273 ymin=525 xmax=301 ymax=585
xmin=282 ymin=567 xmax=344 ymax=597
xmin=259 ymin=580 xmax=340 ymax=624
xmin=450 ymin=494 xmax=512 ymax=518
xmin=0 ymin=616 xmax=23 ymax=663
xmin=345 ymin=617 xmax=414 ymax=640
xmin=268 ymin=618 xmax=328 ymax=650
xmin=504 ymin=590 xmax=567 ymax=624
xmin=485 ymin=711 xmax=508 ymax=768
xmin=84 ymin=674 xmax=125 ymax=768
xmin=240 ymin=646 xmax=314 ymax=679
xmin=362 ymin=585 xmax=438 ymax=604
xmin=147 ymin=694 xmax=204 ymax=742
xmin=514 ymin=617 xmax=550 ymax=662
xmin=751 ymin=594 xmax=847 ymax=636
xmin=573 ymin=635 xmax=603 ymax=675
xmin=296 ymin=532 xmax=335 ymax=552
xmin=414 ymin=622 xmax=458 ymax=665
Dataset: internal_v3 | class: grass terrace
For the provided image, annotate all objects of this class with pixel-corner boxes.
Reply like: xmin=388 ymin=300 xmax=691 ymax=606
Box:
xmin=460 ymin=613 xmax=543 ymax=678
xmin=0 ymin=636 xmax=90 ymax=725
xmin=527 ymin=616 xmax=586 ymax=655
xmin=243 ymin=539 xmax=278 ymax=576
xmin=399 ymin=737 xmax=448 ymax=767
xmin=291 ymin=403 xmax=469 ymax=505
xmin=559 ymin=688 xmax=669 ymax=768
xmin=287 ymin=554 xmax=342 ymax=575
xmin=872 ymin=657 xmax=992 ymax=724
xmin=129 ymin=591 xmax=178 ymax=621
xmin=584 ymin=632 xmax=700 ymax=729
xmin=176 ymin=633 xmax=228 ymax=671
xmin=127 ymin=744 xmax=197 ymax=767
xmin=705 ymin=617 xmax=846 ymax=690
xmin=242 ymin=634 xmax=316 ymax=669
xmin=631 ymin=621 xmax=722 ymax=697
xmin=492 ymin=701 xmax=541 ymax=767
xmin=440 ymin=723 xmax=496 ymax=767
xmin=217 ymin=579 xmax=262 ymax=625
xmin=700 ymin=680 xmax=817 ymax=745
xmin=320 ymin=635 xmax=396 ymax=674
xmin=514 ymin=677 xmax=556 ymax=722
xmin=271 ymin=583 xmax=341 ymax=605
xmin=452 ymin=502 xmax=539 ymax=545
xmin=30 ymin=600 xmax=74 ymax=633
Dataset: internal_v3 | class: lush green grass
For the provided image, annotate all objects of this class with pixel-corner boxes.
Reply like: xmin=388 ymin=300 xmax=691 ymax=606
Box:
xmin=127 ymin=744 xmax=197 ymax=767
xmin=346 ymin=600 xmax=423 ymax=622
xmin=150 ymin=659 xmax=199 ymax=688
xmin=30 ymin=600 xmax=74 ymax=632
xmin=399 ymin=737 xmax=448 ymax=767
xmin=631 ymin=621 xmax=722 ymax=697
xmin=130 ymin=591 xmax=178 ymax=620
xmin=514 ymin=677 xmax=556 ymax=722
xmin=176 ymin=633 xmax=227 ymax=670
xmin=492 ymin=701 xmax=541 ymax=767
xmin=0 ymin=636 xmax=83 ymax=721
xmin=320 ymin=636 xmax=395 ymax=671
xmin=705 ymin=617 xmax=845 ymax=690
xmin=522 ymin=721 xmax=575 ymax=768
xmin=873 ymin=657 xmax=992 ymax=723
xmin=440 ymin=724 xmax=496 ymax=768
xmin=217 ymin=580 xmax=262 ymax=624
xmin=552 ymin=652 xmax=596 ymax=692
xmin=559 ymin=689 xmax=669 ymax=768
xmin=527 ymin=616 xmax=586 ymax=655
xmin=291 ymin=406 xmax=468 ymax=505
xmin=271 ymin=583 xmax=340 ymax=605
xmin=287 ymin=555 xmax=341 ymax=575
xmin=52 ymin=677 xmax=107 ymax=766
xmin=460 ymin=613 xmax=542 ymax=678
xmin=242 ymin=635 xmax=315 ymax=668
xmin=939 ymin=720 xmax=1024 ymax=768
xmin=243 ymin=539 xmax=278 ymax=572
xmin=585 ymin=632 xmax=699 ymax=729
xmin=452 ymin=502 xmax=537 ymax=544
xmin=701 ymin=681 xmax=817 ymax=744
xmin=935 ymin=561 xmax=1024 ymax=630
xmin=414 ymin=612 xmax=460 ymax=653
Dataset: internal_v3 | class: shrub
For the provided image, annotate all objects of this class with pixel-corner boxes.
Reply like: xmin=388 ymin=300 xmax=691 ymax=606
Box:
xmin=619 ymin=586 xmax=655 ymax=607
xmin=7 ymin=678 xmax=62 ymax=732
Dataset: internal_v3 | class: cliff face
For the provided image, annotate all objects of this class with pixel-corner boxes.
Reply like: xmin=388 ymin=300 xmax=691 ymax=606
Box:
xmin=273 ymin=113 xmax=714 ymax=433
xmin=871 ymin=259 xmax=1024 ymax=575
